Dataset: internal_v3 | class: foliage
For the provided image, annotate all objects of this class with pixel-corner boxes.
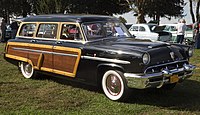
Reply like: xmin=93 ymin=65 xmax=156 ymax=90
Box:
xmin=127 ymin=0 xmax=185 ymax=24
xmin=34 ymin=0 xmax=130 ymax=15
xmin=0 ymin=0 xmax=31 ymax=22
xmin=0 ymin=0 xmax=130 ymax=22
xmin=146 ymin=0 xmax=185 ymax=23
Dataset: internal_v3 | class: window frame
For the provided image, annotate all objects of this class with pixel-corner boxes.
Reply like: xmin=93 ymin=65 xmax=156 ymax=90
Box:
xmin=17 ymin=22 xmax=37 ymax=38
xmin=35 ymin=22 xmax=59 ymax=40
xmin=58 ymin=22 xmax=85 ymax=43
xmin=130 ymin=26 xmax=139 ymax=32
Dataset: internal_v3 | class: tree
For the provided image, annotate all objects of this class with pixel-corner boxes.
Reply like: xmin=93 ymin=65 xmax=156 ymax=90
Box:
xmin=118 ymin=16 xmax=127 ymax=24
xmin=13 ymin=0 xmax=32 ymax=17
xmin=33 ymin=0 xmax=130 ymax=15
xmin=189 ymin=0 xmax=200 ymax=23
xmin=0 ymin=0 xmax=14 ymax=23
xmin=33 ymin=0 xmax=67 ymax=14
xmin=126 ymin=0 xmax=148 ymax=23
xmin=126 ymin=0 xmax=185 ymax=24
xmin=0 ymin=0 xmax=32 ymax=23
xmin=147 ymin=0 xmax=185 ymax=24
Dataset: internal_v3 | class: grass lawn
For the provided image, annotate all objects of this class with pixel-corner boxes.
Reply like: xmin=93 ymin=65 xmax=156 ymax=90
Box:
xmin=0 ymin=42 xmax=200 ymax=115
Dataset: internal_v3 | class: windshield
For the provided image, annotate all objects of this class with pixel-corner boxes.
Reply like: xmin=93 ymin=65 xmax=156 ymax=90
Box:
xmin=148 ymin=25 xmax=157 ymax=32
xmin=82 ymin=21 xmax=132 ymax=41
xmin=148 ymin=24 xmax=164 ymax=32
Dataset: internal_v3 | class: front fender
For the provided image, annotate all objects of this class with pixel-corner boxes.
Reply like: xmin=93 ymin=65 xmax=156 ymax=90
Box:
xmin=97 ymin=63 xmax=125 ymax=73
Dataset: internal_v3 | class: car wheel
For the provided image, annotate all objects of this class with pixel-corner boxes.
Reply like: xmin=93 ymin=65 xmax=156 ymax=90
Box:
xmin=160 ymin=83 xmax=176 ymax=90
xmin=20 ymin=62 xmax=35 ymax=79
xmin=102 ymin=70 xmax=129 ymax=101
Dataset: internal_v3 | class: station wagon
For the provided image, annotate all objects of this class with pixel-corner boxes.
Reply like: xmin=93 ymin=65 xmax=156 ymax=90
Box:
xmin=4 ymin=15 xmax=195 ymax=101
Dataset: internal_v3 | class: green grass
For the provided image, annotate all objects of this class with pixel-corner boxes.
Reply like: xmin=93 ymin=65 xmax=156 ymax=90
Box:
xmin=0 ymin=43 xmax=200 ymax=115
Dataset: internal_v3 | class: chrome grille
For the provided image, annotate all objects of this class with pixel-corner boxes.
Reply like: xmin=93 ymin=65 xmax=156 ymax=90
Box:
xmin=145 ymin=60 xmax=188 ymax=74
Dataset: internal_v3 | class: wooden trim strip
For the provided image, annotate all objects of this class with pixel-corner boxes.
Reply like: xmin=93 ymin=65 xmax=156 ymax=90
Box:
xmin=37 ymin=53 xmax=44 ymax=69
xmin=5 ymin=54 xmax=34 ymax=67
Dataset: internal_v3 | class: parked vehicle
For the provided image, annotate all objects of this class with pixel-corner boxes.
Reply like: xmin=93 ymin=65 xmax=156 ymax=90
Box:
xmin=128 ymin=23 xmax=172 ymax=42
xmin=4 ymin=15 xmax=195 ymax=101
xmin=1 ymin=20 xmax=22 ymax=42
xmin=5 ymin=24 xmax=12 ymax=41
xmin=0 ymin=24 xmax=12 ymax=42
xmin=161 ymin=24 xmax=194 ymax=45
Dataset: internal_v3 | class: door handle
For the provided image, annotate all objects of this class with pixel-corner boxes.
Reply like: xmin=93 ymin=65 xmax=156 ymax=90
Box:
xmin=31 ymin=40 xmax=36 ymax=42
xmin=56 ymin=41 xmax=62 ymax=44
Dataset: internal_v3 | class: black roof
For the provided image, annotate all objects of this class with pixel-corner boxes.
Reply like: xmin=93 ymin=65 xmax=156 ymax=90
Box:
xmin=23 ymin=14 xmax=118 ymax=23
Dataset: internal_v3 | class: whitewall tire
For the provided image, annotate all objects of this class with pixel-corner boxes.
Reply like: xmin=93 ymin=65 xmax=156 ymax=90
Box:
xmin=20 ymin=62 xmax=35 ymax=79
xmin=102 ymin=70 xmax=129 ymax=101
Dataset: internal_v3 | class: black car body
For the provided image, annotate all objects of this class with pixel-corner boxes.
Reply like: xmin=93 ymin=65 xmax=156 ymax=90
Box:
xmin=4 ymin=15 xmax=195 ymax=101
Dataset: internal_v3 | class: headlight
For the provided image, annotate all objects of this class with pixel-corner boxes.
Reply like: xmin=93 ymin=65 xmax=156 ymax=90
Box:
xmin=188 ymin=47 xmax=193 ymax=57
xmin=142 ymin=53 xmax=150 ymax=65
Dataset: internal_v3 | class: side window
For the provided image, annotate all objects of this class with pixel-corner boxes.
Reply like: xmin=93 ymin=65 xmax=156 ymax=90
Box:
xmin=139 ymin=26 xmax=145 ymax=31
xmin=19 ymin=23 xmax=36 ymax=37
xmin=36 ymin=23 xmax=58 ymax=39
xmin=130 ymin=26 xmax=138 ymax=31
xmin=60 ymin=24 xmax=82 ymax=41
xmin=171 ymin=26 xmax=177 ymax=31
xmin=163 ymin=26 xmax=170 ymax=31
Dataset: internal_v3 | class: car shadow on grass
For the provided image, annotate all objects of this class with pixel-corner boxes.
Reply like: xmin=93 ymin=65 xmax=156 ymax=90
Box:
xmin=126 ymin=79 xmax=200 ymax=112
xmin=37 ymin=73 xmax=200 ymax=112
xmin=36 ymin=73 xmax=101 ymax=93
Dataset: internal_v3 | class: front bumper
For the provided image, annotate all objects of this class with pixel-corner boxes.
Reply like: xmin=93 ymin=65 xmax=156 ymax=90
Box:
xmin=124 ymin=64 xmax=196 ymax=89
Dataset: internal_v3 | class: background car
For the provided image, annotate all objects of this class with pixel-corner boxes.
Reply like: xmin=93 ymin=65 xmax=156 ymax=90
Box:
xmin=128 ymin=23 xmax=172 ymax=42
xmin=161 ymin=24 xmax=194 ymax=45
xmin=5 ymin=24 xmax=12 ymax=41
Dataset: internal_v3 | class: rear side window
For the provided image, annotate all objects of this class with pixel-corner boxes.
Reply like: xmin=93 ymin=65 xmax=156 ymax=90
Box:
xmin=60 ymin=24 xmax=82 ymax=41
xmin=19 ymin=23 xmax=36 ymax=37
xmin=130 ymin=26 xmax=138 ymax=31
xmin=36 ymin=23 xmax=58 ymax=39
xmin=139 ymin=26 xmax=145 ymax=31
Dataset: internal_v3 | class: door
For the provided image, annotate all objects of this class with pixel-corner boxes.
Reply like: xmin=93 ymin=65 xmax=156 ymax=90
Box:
xmin=52 ymin=23 xmax=83 ymax=77
xmin=5 ymin=23 xmax=37 ymax=65
xmin=28 ymin=23 xmax=59 ymax=72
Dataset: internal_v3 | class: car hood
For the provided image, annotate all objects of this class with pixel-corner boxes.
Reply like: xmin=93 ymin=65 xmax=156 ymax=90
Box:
xmin=84 ymin=38 xmax=186 ymax=65
xmin=86 ymin=38 xmax=169 ymax=52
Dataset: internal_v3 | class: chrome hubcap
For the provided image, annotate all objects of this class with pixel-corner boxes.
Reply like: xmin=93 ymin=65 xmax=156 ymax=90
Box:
xmin=24 ymin=63 xmax=32 ymax=76
xmin=106 ymin=74 xmax=121 ymax=96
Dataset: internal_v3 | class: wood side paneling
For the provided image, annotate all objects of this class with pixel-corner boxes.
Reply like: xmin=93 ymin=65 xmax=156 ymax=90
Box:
xmin=6 ymin=42 xmax=81 ymax=77
xmin=28 ymin=47 xmax=53 ymax=68
xmin=7 ymin=45 xmax=29 ymax=58
xmin=53 ymin=55 xmax=76 ymax=73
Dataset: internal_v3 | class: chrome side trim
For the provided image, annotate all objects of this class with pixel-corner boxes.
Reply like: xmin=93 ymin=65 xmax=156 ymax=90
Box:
xmin=17 ymin=36 xmax=86 ymax=44
xmin=13 ymin=47 xmax=78 ymax=57
xmin=81 ymin=56 xmax=130 ymax=64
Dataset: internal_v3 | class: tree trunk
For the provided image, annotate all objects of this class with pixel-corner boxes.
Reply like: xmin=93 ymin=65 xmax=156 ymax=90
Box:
xmin=189 ymin=0 xmax=196 ymax=23
xmin=196 ymin=0 xmax=200 ymax=22
xmin=155 ymin=15 xmax=160 ymax=25
xmin=136 ymin=13 xmax=146 ymax=23
xmin=136 ymin=8 xmax=147 ymax=24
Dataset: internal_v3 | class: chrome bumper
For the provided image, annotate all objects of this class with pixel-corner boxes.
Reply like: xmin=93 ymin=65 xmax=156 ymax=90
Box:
xmin=124 ymin=64 xmax=196 ymax=89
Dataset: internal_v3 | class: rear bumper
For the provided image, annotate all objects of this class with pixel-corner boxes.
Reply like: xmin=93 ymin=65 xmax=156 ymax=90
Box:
xmin=124 ymin=64 xmax=196 ymax=89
